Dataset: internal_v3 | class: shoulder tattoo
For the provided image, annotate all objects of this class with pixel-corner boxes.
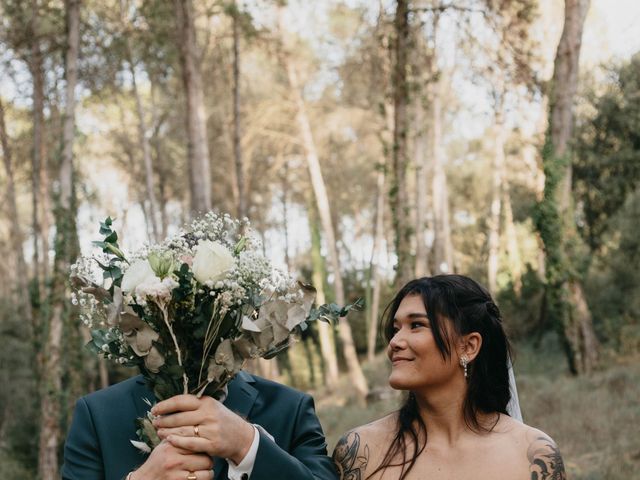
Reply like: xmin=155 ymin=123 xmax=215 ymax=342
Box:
xmin=332 ymin=431 xmax=370 ymax=480
xmin=527 ymin=433 xmax=567 ymax=480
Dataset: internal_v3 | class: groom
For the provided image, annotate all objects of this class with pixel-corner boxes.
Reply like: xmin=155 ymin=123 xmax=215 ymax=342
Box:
xmin=62 ymin=371 xmax=337 ymax=480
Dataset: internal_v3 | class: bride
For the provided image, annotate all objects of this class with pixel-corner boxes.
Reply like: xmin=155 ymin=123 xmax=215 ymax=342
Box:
xmin=333 ymin=275 xmax=565 ymax=480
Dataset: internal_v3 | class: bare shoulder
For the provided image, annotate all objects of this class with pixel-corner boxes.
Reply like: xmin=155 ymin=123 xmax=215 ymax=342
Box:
xmin=523 ymin=425 xmax=567 ymax=480
xmin=332 ymin=414 xmax=396 ymax=480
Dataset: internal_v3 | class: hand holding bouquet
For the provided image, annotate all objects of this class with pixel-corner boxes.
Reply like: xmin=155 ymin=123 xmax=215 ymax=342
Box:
xmin=71 ymin=213 xmax=359 ymax=451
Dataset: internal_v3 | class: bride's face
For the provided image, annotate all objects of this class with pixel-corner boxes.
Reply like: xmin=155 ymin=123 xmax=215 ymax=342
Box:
xmin=387 ymin=294 xmax=458 ymax=391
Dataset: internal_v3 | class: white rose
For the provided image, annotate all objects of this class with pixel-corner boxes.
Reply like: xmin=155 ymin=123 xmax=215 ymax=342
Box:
xmin=191 ymin=240 xmax=235 ymax=284
xmin=121 ymin=259 xmax=156 ymax=293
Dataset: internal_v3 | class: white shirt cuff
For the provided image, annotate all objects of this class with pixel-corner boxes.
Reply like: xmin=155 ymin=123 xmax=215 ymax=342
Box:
xmin=227 ymin=425 xmax=260 ymax=480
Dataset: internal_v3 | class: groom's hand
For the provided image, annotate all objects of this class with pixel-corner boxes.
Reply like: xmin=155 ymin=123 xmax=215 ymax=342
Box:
xmin=153 ymin=394 xmax=255 ymax=465
xmin=132 ymin=440 xmax=213 ymax=480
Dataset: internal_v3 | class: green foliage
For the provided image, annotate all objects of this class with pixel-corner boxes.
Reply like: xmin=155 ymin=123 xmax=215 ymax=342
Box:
xmin=497 ymin=265 xmax=545 ymax=339
xmin=572 ymin=54 xmax=640 ymax=346
xmin=306 ymin=297 xmax=364 ymax=324
xmin=0 ymin=299 xmax=38 ymax=476
xmin=584 ymin=190 xmax=640 ymax=346
xmin=574 ymin=53 xmax=640 ymax=252
xmin=92 ymin=217 xmax=127 ymax=288
xmin=534 ymin=132 xmax=572 ymax=342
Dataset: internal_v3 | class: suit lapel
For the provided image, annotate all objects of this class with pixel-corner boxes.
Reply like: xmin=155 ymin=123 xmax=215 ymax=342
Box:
xmin=214 ymin=372 xmax=259 ymax=480
xmin=225 ymin=371 xmax=259 ymax=419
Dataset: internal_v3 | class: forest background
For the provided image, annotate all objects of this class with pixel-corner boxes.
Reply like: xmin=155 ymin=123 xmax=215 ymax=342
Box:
xmin=0 ymin=0 xmax=639 ymax=479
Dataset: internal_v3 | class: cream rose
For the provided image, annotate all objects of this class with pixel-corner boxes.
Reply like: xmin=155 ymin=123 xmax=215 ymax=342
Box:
xmin=191 ymin=240 xmax=235 ymax=284
xmin=121 ymin=259 xmax=156 ymax=293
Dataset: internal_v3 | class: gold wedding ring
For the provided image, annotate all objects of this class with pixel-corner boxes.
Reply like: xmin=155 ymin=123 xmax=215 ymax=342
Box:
xmin=186 ymin=473 xmax=197 ymax=480
xmin=193 ymin=424 xmax=200 ymax=437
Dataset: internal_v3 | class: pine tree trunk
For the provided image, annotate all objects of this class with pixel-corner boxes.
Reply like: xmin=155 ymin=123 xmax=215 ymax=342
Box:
xmin=391 ymin=0 xmax=413 ymax=287
xmin=150 ymin=83 xmax=169 ymax=239
xmin=487 ymin=106 xmax=506 ymax=294
xmin=122 ymin=12 xmax=160 ymax=241
xmin=309 ymin=202 xmax=340 ymax=390
xmin=34 ymin=52 xmax=52 ymax=288
xmin=538 ymin=0 xmax=598 ymax=374
xmin=414 ymin=92 xmax=430 ymax=278
xmin=29 ymin=9 xmax=47 ymax=294
xmin=174 ymin=0 xmax=212 ymax=215
xmin=430 ymin=74 xmax=454 ymax=274
xmin=282 ymin=45 xmax=368 ymax=400
xmin=39 ymin=2 xmax=81 ymax=477
xmin=232 ymin=3 xmax=246 ymax=219
xmin=0 ymin=99 xmax=32 ymax=322
xmin=367 ymin=163 xmax=386 ymax=362
xmin=368 ymin=12 xmax=394 ymax=360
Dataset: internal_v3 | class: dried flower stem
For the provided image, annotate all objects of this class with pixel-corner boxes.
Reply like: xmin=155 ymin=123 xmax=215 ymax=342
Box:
xmin=197 ymin=299 xmax=223 ymax=386
xmin=159 ymin=304 xmax=188 ymax=394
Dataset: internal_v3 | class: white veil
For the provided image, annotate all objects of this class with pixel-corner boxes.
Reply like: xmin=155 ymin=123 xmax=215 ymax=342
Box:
xmin=506 ymin=355 xmax=522 ymax=421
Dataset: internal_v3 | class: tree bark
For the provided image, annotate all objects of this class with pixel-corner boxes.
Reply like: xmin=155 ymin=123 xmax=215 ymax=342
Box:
xmin=150 ymin=83 xmax=169 ymax=239
xmin=391 ymin=0 xmax=413 ymax=287
xmin=174 ymin=0 xmax=212 ymax=215
xmin=368 ymin=10 xmax=394 ymax=361
xmin=278 ymin=22 xmax=368 ymax=398
xmin=122 ymin=4 xmax=161 ymax=241
xmin=487 ymin=104 xmax=506 ymax=294
xmin=367 ymin=163 xmax=386 ymax=362
xmin=39 ymin=1 xmax=81 ymax=477
xmin=128 ymin=67 xmax=160 ymax=241
xmin=29 ymin=3 xmax=48 ymax=294
xmin=552 ymin=0 xmax=589 ymax=212
xmin=414 ymin=92 xmax=430 ymax=278
xmin=538 ymin=0 xmax=598 ymax=374
xmin=430 ymin=73 xmax=454 ymax=274
xmin=309 ymin=201 xmax=340 ymax=390
xmin=0 ymin=99 xmax=32 ymax=322
xmin=232 ymin=2 xmax=246 ymax=219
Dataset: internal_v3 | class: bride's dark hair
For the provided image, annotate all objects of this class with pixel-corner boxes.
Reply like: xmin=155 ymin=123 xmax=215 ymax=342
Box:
xmin=369 ymin=275 xmax=512 ymax=480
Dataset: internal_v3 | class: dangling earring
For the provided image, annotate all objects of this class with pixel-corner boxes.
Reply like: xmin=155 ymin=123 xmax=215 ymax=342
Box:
xmin=460 ymin=355 xmax=469 ymax=379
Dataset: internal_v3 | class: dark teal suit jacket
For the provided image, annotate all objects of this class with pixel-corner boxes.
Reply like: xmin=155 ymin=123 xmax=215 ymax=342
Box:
xmin=62 ymin=372 xmax=337 ymax=480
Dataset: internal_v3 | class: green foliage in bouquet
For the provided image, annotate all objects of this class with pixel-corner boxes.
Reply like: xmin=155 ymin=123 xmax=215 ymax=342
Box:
xmin=71 ymin=213 xmax=361 ymax=451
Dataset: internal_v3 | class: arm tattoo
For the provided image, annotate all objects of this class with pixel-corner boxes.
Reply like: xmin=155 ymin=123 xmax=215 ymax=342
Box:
xmin=527 ymin=434 xmax=567 ymax=480
xmin=332 ymin=432 xmax=370 ymax=480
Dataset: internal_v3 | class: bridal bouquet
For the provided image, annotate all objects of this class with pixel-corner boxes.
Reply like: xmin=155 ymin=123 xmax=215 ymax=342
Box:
xmin=71 ymin=213 xmax=358 ymax=451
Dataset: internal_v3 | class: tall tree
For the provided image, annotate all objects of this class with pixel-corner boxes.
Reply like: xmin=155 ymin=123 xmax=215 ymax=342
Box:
xmin=288 ymin=62 xmax=368 ymax=400
xmin=429 ymin=58 xmax=454 ymax=275
xmin=278 ymin=9 xmax=369 ymax=400
xmin=367 ymin=5 xmax=394 ymax=360
xmin=536 ymin=0 xmax=599 ymax=374
xmin=39 ymin=0 xmax=81 ymax=476
xmin=0 ymin=99 xmax=32 ymax=324
xmin=367 ymin=162 xmax=387 ymax=362
xmin=412 ymin=15 xmax=435 ymax=279
xmin=391 ymin=0 xmax=414 ymax=286
xmin=413 ymin=90 xmax=429 ymax=278
xmin=487 ymin=95 xmax=506 ymax=294
xmin=482 ymin=0 xmax=536 ymax=294
xmin=28 ymin=0 xmax=51 ymax=297
xmin=309 ymin=200 xmax=340 ymax=389
xmin=174 ymin=0 xmax=212 ymax=215
xmin=121 ymin=0 xmax=161 ymax=241
xmin=231 ymin=0 xmax=246 ymax=219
